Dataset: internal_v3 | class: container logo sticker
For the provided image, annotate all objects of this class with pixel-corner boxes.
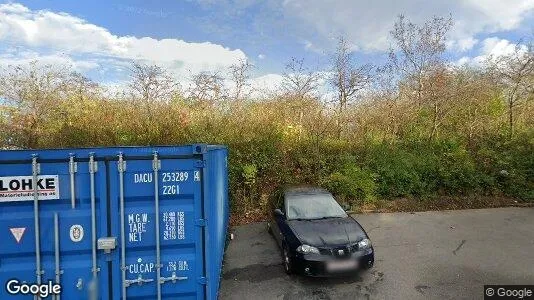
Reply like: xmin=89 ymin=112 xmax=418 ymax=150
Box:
xmin=69 ymin=224 xmax=84 ymax=242
xmin=9 ymin=227 xmax=26 ymax=243
xmin=0 ymin=175 xmax=60 ymax=202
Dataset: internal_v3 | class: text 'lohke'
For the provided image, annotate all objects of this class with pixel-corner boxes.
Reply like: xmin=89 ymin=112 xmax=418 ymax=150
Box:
xmin=0 ymin=178 xmax=56 ymax=191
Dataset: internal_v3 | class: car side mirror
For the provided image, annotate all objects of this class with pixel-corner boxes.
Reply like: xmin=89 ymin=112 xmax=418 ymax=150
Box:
xmin=342 ymin=203 xmax=351 ymax=211
xmin=274 ymin=208 xmax=285 ymax=218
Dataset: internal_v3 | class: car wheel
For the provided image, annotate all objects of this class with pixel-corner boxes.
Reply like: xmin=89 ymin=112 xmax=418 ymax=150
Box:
xmin=363 ymin=258 xmax=374 ymax=270
xmin=282 ymin=245 xmax=293 ymax=274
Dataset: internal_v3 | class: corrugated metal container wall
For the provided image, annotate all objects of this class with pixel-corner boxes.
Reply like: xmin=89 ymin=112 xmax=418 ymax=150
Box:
xmin=0 ymin=145 xmax=228 ymax=300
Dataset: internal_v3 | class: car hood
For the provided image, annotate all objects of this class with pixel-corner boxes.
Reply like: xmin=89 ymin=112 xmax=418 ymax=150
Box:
xmin=287 ymin=217 xmax=367 ymax=247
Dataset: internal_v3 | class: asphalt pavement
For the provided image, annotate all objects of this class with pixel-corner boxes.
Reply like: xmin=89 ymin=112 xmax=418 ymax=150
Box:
xmin=219 ymin=207 xmax=534 ymax=300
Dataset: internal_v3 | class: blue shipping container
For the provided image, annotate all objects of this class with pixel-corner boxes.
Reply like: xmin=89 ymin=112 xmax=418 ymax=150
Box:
xmin=0 ymin=144 xmax=229 ymax=300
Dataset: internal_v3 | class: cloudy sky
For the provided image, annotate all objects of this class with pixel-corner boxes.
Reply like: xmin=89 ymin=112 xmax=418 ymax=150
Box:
xmin=0 ymin=0 xmax=533 ymax=86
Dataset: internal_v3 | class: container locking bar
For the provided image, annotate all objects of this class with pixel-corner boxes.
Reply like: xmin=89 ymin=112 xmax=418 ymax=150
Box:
xmin=153 ymin=152 xmax=163 ymax=300
xmin=32 ymin=155 xmax=43 ymax=299
xmin=118 ymin=153 xmax=128 ymax=300
xmin=69 ymin=155 xmax=77 ymax=209
xmin=54 ymin=213 xmax=63 ymax=300
xmin=89 ymin=154 xmax=100 ymax=282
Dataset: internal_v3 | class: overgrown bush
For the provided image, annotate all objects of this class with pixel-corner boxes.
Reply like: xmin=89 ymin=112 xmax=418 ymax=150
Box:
xmin=364 ymin=144 xmax=436 ymax=198
xmin=1 ymin=47 xmax=533 ymax=223
xmin=322 ymin=159 xmax=378 ymax=206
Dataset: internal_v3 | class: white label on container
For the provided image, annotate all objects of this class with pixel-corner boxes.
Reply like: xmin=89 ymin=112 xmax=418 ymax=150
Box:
xmin=166 ymin=260 xmax=189 ymax=272
xmin=177 ymin=211 xmax=185 ymax=239
xmin=134 ymin=173 xmax=152 ymax=183
xmin=128 ymin=258 xmax=155 ymax=274
xmin=128 ymin=213 xmax=148 ymax=242
xmin=0 ymin=175 xmax=60 ymax=202
xmin=163 ymin=211 xmax=185 ymax=241
xmin=10 ymin=227 xmax=26 ymax=243
xmin=70 ymin=224 xmax=84 ymax=242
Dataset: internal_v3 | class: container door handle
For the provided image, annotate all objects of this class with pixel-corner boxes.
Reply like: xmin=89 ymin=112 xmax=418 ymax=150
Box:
xmin=124 ymin=275 xmax=154 ymax=287
xmin=160 ymin=272 xmax=188 ymax=284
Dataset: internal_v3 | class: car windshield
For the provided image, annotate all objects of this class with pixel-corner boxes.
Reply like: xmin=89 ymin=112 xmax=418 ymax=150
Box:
xmin=285 ymin=192 xmax=347 ymax=220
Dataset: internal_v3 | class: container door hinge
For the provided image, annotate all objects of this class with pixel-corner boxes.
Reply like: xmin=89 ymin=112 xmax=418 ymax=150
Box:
xmin=88 ymin=154 xmax=98 ymax=173
xmin=31 ymin=156 xmax=40 ymax=175
xmin=69 ymin=155 xmax=78 ymax=173
xmin=195 ymin=160 xmax=205 ymax=168
xmin=194 ymin=219 xmax=207 ymax=227
xmin=117 ymin=153 xmax=126 ymax=173
xmin=152 ymin=152 xmax=161 ymax=171
xmin=197 ymin=277 xmax=207 ymax=285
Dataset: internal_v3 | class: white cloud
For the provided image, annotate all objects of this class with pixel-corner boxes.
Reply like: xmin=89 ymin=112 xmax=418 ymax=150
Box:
xmin=302 ymin=39 xmax=325 ymax=54
xmin=0 ymin=49 xmax=100 ymax=72
xmin=250 ymin=73 xmax=284 ymax=94
xmin=454 ymin=56 xmax=472 ymax=66
xmin=0 ymin=3 xmax=246 ymax=77
xmin=258 ymin=53 xmax=266 ymax=59
xmin=480 ymin=37 xmax=522 ymax=58
xmin=281 ymin=0 xmax=534 ymax=52
xmin=454 ymin=37 xmax=528 ymax=66
xmin=463 ymin=0 xmax=534 ymax=31
xmin=448 ymin=37 xmax=479 ymax=52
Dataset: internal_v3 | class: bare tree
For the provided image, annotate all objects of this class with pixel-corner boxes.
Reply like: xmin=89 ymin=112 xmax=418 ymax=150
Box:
xmin=389 ymin=15 xmax=453 ymax=107
xmin=490 ymin=39 xmax=534 ymax=138
xmin=127 ymin=62 xmax=179 ymax=144
xmin=280 ymin=57 xmax=323 ymax=140
xmin=330 ymin=36 xmax=373 ymax=137
xmin=228 ymin=59 xmax=253 ymax=101
xmin=389 ymin=15 xmax=453 ymax=139
xmin=451 ymin=67 xmax=501 ymax=145
xmin=128 ymin=62 xmax=178 ymax=103
xmin=187 ymin=71 xmax=227 ymax=103
xmin=373 ymin=64 xmax=403 ymax=138
xmin=67 ymin=72 xmax=101 ymax=102
xmin=282 ymin=57 xmax=322 ymax=98
xmin=0 ymin=61 xmax=67 ymax=148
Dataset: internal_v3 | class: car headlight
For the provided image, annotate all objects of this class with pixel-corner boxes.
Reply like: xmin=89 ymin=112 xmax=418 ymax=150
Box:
xmin=296 ymin=244 xmax=320 ymax=254
xmin=358 ymin=238 xmax=371 ymax=250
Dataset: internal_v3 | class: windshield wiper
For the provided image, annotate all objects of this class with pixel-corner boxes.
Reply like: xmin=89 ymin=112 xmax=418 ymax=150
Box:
xmin=290 ymin=216 xmax=346 ymax=221
xmin=309 ymin=216 xmax=345 ymax=220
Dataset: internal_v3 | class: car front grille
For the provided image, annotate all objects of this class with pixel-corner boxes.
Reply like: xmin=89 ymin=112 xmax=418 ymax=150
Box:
xmin=319 ymin=248 xmax=332 ymax=255
xmin=319 ymin=244 xmax=358 ymax=257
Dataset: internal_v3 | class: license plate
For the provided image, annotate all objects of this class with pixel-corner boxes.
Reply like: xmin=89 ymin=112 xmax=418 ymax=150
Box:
xmin=326 ymin=260 xmax=358 ymax=272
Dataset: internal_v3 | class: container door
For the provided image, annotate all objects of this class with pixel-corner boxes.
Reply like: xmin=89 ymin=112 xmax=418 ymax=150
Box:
xmin=110 ymin=155 xmax=205 ymax=300
xmin=0 ymin=156 xmax=110 ymax=300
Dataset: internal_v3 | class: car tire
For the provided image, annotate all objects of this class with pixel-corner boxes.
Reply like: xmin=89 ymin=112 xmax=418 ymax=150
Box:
xmin=362 ymin=259 xmax=374 ymax=270
xmin=282 ymin=245 xmax=293 ymax=274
